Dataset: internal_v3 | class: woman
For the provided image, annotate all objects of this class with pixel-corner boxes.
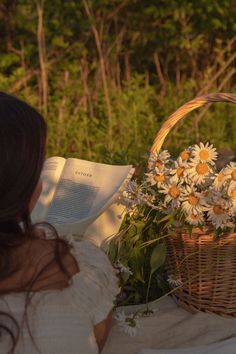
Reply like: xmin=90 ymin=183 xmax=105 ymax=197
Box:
xmin=0 ymin=92 xmax=118 ymax=354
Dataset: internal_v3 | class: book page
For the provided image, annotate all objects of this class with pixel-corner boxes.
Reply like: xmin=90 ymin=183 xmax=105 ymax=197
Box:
xmin=83 ymin=201 xmax=127 ymax=250
xmin=31 ymin=156 xmax=66 ymax=222
xmin=45 ymin=158 xmax=133 ymax=229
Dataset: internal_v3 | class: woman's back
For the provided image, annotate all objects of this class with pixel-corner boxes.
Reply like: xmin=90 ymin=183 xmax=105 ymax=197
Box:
xmin=1 ymin=236 xmax=118 ymax=354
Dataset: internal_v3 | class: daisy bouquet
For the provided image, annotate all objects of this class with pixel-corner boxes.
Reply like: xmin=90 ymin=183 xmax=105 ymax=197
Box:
xmin=144 ymin=142 xmax=236 ymax=232
xmin=112 ymin=142 xmax=236 ymax=305
xmin=108 ymin=93 xmax=236 ymax=318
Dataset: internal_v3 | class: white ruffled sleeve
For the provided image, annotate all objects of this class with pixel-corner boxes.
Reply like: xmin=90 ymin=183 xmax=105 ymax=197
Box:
xmin=62 ymin=235 xmax=119 ymax=325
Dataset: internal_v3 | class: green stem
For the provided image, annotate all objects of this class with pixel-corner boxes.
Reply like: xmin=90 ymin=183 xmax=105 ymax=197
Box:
xmin=137 ymin=232 xmax=170 ymax=249
xmin=145 ymin=272 xmax=153 ymax=311
xmin=140 ymin=264 xmax=215 ymax=314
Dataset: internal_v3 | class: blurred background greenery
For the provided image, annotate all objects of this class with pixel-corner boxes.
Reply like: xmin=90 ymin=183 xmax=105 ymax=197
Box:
xmin=1 ymin=0 xmax=236 ymax=168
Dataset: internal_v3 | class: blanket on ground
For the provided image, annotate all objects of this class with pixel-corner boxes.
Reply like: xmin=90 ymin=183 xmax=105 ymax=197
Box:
xmin=102 ymin=297 xmax=236 ymax=354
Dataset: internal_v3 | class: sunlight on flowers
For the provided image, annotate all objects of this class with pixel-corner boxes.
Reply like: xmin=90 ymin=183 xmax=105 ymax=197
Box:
xmin=123 ymin=142 xmax=236 ymax=232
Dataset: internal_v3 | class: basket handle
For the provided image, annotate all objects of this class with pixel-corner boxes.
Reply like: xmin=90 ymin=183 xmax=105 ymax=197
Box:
xmin=150 ymin=93 xmax=236 ymax=156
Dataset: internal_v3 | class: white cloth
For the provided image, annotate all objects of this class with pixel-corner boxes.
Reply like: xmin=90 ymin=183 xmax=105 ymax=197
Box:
xmin=138 ymin=337 xmax=236 ymax=354
xmin=0 ymin=237 xmax=119 ymax=354
xmin=102 ymin=297 xmax=236 ymax=354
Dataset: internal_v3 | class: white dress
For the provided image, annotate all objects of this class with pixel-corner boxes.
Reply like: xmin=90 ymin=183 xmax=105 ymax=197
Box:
xmin=0 ymin=236 xmax=119 ymax=354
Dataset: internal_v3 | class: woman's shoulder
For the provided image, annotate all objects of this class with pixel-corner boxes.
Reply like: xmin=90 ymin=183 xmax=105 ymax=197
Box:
xmin=58 ymin=235 xmax=119 ymax=321
xmin=31 ymin=235 xmax=119 ymax=322
xmin=61 ymin=235 xmax=118 ymax=288
xmin=37 ymin=230 xmax=119 ymax=299
xmin=68 ymin=236 xmax=114 ymax=269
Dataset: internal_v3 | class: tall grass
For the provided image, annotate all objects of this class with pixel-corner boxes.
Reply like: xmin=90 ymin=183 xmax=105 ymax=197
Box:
xmin=20 ymin=75 xmax=236 ymax=168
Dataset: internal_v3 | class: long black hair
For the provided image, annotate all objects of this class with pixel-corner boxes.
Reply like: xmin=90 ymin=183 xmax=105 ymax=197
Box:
xmin=0 ymin=93 xmax=71 ymax=353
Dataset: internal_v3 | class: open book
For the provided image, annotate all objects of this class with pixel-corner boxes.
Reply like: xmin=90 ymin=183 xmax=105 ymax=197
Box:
xmin=31 ymin=156 xmax=133 ymax=237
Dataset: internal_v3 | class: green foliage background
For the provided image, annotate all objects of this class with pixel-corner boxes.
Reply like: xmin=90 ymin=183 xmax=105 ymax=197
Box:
xmin=1 ymin=0 xmax=236 ymax=167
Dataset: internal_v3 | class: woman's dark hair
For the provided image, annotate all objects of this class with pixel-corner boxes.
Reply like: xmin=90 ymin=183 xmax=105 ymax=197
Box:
xmin=0 ymin=93 xmax=71 ymax=353
xmin=0 ymin=92 xmax=46 ymax=222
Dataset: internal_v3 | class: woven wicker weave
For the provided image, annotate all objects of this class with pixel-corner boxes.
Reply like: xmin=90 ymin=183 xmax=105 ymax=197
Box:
xmin=149 ymin=93 xmax=236 ymax=317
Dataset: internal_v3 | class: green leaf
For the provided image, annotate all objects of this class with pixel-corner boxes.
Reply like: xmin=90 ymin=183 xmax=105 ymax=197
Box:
xmin=129 ymin=248 xmax=145 ymax=283
xmin=121 ymin=271 xmax=131 ymax=283
xmin=133 ymin=220 xmax=146 ymax=234
xmin=150 ymin=243 xmax=167 ymax=275
xmin=107 ymin=241 xmax=118 ymax=263
xmin=156 ymin=213 xmax=173 ymax=224
xmin=148 ymin=225 xmax=156 ymax=239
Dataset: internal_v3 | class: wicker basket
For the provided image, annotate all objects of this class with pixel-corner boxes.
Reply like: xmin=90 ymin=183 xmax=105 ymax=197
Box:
xmin=149 ymin=93 xmax=236 ymax=317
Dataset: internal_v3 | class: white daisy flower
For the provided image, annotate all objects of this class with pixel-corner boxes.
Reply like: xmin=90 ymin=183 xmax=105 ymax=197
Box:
xmin=181 ymin=185 xmax=207 ymax=215
xmin=212 ymin=170 xmax=228 ymax=190
xmin=148 ymin=150 xmax=170 ymax=171
xmin=145 ymin=166 xmax=170 ymax=187
xmin=185 ymin=212 xmax=205 ymax=226
xmin=178 ymin=147 xmax=193 ymax=162
xmin=169 ymin=157 xmax=189 ymax=183
xmin=191 ymin=142 xmax=217 ymax=165
xmin=206 ymin=201 xmax=233 ymax=229
xmin=167 ymin=274 xmax=183 ymax=288
xmin=159 ymin=177 xmax=184 ymax=209
xmin=186 ymin=160 xmax=213 ymax=185
xmin=115 ymin=261 xmax=133 ymax=276
xmin=115 ymin=311 xmax=141 ymax=337
xmin=122 ymin=181 xmax=151 ymax=211
xmin=223 ymin=162 xmax=236 ymax=182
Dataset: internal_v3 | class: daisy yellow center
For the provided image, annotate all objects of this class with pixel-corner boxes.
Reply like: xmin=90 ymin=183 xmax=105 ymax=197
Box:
xmin=213 ymin=205 xmax=224 ymax=215
xmin=168 ymin=186 xmax=180 ymax=198
xmin=154 ymin=174 xmax=165 ymax=182
xmin=188 ymin=194 xmax=199 ymax=206
xmin=196 ymin=163 xmax=209 ymax=175
xmin=156 ymin=159 xmax=164 ymax=170
xmin=230 ymin=190 xmax=236 ymax=200
xmin=231 ymin=169 xmax=236 ymax=181
xmin=180 ymin=150 xmax=190 ymax=161
xmin=190 ymin=214 xmax=199 ymax=220
xmin=177 ymin=167 xmax=185 ymax=177
xmin=199 ymin=149 xmax=210 ymax=160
